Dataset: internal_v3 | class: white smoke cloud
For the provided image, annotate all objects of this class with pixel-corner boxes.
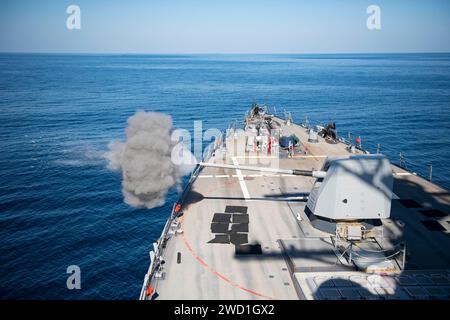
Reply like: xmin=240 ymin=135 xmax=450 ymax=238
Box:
xmin=105 ymin=110 xmax=196 ymax=209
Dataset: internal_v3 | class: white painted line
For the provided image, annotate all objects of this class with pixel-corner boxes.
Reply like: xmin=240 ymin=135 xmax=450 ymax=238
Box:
xmin=234 ymin=156 xmax=278 ymax=159
xmin=393 ymin=172 xmax=412 ymax=176
xmin=232 ymin=174 xmax=258 ymax=177
xmin=199 ymin=173 xmax=299 ymax=179
xmin=233 ymin=155 xmax=327 ymax=159
xmin=232 ymin=156 xmax=250 ymax=200
xmin=264 ymin=196 xmax=308 ymax=201
xmin=291 ymin=155 xmax=328 ymax=158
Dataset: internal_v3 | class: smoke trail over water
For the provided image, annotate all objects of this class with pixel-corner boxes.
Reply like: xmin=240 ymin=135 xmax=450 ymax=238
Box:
xmin=105 ymin=111 xmax=196 ymax=209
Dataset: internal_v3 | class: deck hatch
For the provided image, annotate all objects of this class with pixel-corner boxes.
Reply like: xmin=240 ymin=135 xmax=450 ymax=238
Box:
xmin=421 ymin=220 xmax=446 ymax=231
xmin=338 ymin=288 xmax=361 ymax=299
xmin=230 ymin=233 xmax=248 ymax=245
xmin=230 ymin=223 xmax=249 ymax=232
xmin=232 ymin=214 xmax=249 ymax=223
xmin=397 ymin=199 xmax=422 ymax=208
xmin=332 ymin=278 xmax=354 ymax=287
xmin=212 ymin=213 xmax=232 ymax=223
xmin=211 ymin=223 xmax=230 ymax=233
xmin=420 ymin=209 xmax=447 ymax=218
xmin=225 ymin=206 xmax=248 ymax=214
xmin=208 ymin=234 xmax=230 ymax=244
xmin=208 ymin=205 xmax=260 ymax=256
xmin=318 ymin=288 xmax=342 ymax=299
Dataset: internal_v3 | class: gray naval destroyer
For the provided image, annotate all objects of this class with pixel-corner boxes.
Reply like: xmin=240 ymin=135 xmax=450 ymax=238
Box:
xmin=140 ymin=104 xmax=450 ymax=300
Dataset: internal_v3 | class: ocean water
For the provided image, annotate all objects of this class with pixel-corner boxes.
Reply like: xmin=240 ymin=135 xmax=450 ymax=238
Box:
xmin=0 ymin=53 xmax=449 ymax=299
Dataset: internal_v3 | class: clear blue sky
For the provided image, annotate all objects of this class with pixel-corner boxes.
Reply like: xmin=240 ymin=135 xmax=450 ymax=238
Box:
xmin=0 ymin=0 xmax=449 ymax=53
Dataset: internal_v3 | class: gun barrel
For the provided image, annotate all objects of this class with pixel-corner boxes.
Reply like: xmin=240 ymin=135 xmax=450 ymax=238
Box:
xmin=198 ymin=162 xmax=326 ymax=178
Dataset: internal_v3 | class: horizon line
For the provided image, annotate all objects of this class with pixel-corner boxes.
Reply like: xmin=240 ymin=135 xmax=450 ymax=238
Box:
xmin=1 ymin=51 xmax=450 ymax=55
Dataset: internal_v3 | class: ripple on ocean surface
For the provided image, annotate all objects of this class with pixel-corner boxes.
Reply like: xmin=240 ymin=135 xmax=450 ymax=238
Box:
xmin=0 ymin=53 xmax=449 ymax=299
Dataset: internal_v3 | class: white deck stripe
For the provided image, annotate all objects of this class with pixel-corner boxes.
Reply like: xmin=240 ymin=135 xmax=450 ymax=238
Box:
xmin=234 ymin=156 xmax=278 ymax=159
xmin=393 ymin=172 xmax=412 ymax=176
xmin=233 ymin=155 xmax=328 ymax=159
xmin=232 ymin=156 xmax=250 ymax=200
xmin=198 ymin=174 xmax=302 ymax=179
xmin=291 ymin=155 xmax=328 ymax=158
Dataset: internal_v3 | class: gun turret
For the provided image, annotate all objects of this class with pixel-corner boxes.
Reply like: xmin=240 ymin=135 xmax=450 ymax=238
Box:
xmin=199 ymin=154 xmax=394 ymax=226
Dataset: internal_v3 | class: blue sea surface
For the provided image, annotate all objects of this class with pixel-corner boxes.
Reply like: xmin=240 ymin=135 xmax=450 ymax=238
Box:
xmin=0 ymin=53 xmax=449 ymax=299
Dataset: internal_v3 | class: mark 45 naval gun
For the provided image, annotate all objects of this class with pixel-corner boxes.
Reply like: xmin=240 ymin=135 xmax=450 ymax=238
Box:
xmin=199 ymin=154 xmax=393 ymax=236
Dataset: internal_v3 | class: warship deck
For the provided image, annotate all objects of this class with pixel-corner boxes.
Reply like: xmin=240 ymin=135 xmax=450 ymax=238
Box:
xmin=146 ymin=117 xmax=450 ymax=300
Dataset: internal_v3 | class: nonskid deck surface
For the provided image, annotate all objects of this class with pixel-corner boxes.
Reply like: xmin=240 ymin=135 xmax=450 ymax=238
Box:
xmin=151 ymin=117 xmax=450 ymax=300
